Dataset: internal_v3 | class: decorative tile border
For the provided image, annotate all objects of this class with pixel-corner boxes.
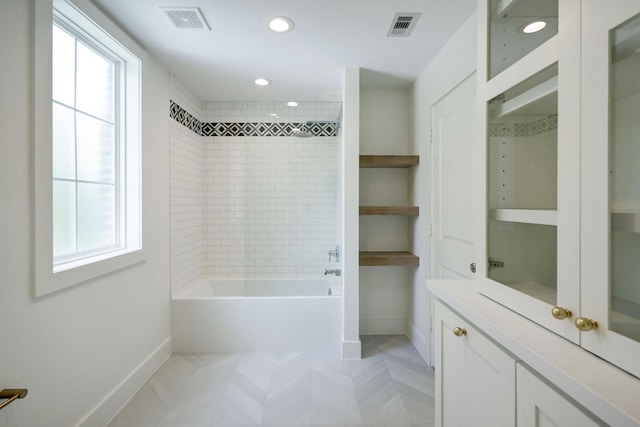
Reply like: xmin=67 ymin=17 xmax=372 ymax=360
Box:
xmin=489 ymin=114 xmax=558 ymax=137
xmin=170 ymin=100 xmax=202 ymax=135
xmin=170 ymin=100 xmax=339 ymax=137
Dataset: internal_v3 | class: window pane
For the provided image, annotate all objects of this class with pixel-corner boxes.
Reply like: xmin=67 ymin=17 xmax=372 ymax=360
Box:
xmin=52 ymin=24 xmax=75 ymax=106
xmin=76 ymin=113 xmax=114 ymax=183
xmin=53 ymin=103 xmax=76 ymax=180
xmin=77 ymin=182 xmax=115 ymax=252
xmin=53 ymin=180 xmax=76 ymax=258
xmin=76 ymin=41 xmax=114 ymax=122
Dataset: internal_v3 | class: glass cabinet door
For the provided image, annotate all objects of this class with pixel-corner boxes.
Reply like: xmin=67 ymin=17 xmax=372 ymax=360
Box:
xmin=488 ymin=0 xmax=558 ymax=79
xmin=581 ymin=0 xmax=640 ymax=380
xmin=487 ymin=65 xmax=559 ymax=305
xmin=478 ymin=0 xmax=580 ymax=343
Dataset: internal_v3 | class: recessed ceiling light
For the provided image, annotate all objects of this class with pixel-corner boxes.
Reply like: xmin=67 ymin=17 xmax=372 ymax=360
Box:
xmin=521 ymin=20 xmax=547 ymax=34
xmin=254 ymin=78 xmax=270 ymax=86
xmin=268 ymin=16 xmax=294 ymax=33
xmin=287 ymin=101 xmax=298 ymax=107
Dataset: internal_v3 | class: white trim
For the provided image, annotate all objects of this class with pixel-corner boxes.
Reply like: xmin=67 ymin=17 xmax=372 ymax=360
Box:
xmin=341 ymin=337 xmax=362 ymax=360
xmin=34 ymin=0 xmax=146 ymax=297
xmin=408 ymin=319 xmax=430 ymax=365
xmin=76 ymin=337 xmax=172 ymax=427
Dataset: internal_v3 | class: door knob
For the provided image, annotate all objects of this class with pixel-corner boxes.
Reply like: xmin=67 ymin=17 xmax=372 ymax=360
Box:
xmin=575 ymin=317 xmax=598 ymax=332
xmin=453 ymin=327 xmax=467 ymax=337
xmin=469 ymin=262 xmax=476 ymax=273
xmin=551 ymin=307 xmax=572 ymax=320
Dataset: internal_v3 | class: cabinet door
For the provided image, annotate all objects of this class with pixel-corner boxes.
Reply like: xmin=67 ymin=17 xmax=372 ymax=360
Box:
xmin=477 ymin=0 xmax=581 ymax=343
xmin=435 ymin=301 xmax=516 ymax=427
xmin=516 ymin=364 xmax=602 ymax=427
xmin=581 ymin=0 xmax=640 ymax=380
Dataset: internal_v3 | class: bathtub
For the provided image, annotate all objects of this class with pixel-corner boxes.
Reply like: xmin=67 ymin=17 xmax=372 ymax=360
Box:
xmin=171 ymin=278 xmax=342 ymax=352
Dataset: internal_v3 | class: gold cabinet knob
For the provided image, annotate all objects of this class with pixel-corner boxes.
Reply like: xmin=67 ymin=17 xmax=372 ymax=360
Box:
xmin=575 ymin=317 xmax=598 ymax=332
xmin=551 ymin=307 xmax=572 ymax=320
xmin=453 ymin=327 xmax=467 ymax=337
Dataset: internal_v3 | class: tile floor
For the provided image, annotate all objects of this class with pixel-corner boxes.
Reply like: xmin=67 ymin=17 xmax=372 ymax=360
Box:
xmin=108 ymin=335 xmax=435 ymax=427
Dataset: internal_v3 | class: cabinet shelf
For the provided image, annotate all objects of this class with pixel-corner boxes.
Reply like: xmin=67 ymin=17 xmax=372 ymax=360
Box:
xmin=491 ymin=76 xmax=558 ymax=119
xmin=611 ymin=211 xmax=640 ymax=233
xmin=359 ymin=206 xmax=419 ymax=216
xmin=359 ymin=251 xmax=419 ymax=266
xmin=359 ymin=155 xmax=419 ymax=168
xmin=491 ymin=209 xmax=557 ymax=226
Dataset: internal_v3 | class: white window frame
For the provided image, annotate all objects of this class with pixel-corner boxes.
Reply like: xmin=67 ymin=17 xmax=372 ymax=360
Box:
xmin=34 ymin=0 xmax=145 ymax=297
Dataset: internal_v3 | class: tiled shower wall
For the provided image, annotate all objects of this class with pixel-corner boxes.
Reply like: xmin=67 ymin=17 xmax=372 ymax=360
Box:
xmin=201 ymin=101 xmax=341 ymax=279
xmin=170 ymin=77 xmax=203 ymax=294
xmin=169 ymin=88 xmax=342 ymax=292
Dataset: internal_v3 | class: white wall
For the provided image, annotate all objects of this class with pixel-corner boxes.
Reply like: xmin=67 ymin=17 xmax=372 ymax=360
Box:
xmin=410 ymin=11 xmax=477 ymax=364
xmin=0 ymin=1 xmax=171 ymax=425
xmin=341 ymin=68 xmax=361 ymax=359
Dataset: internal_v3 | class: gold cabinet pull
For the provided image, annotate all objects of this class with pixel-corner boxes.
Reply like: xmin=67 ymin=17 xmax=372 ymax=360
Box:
xmin=551 ymin=307 xmax=572 ymax=320
xmin=575 ymin=317 xmax=598 ymax=332
xmin=0 ymin=389 xmax=28 ymax=411
xmin=453 ymin=327 xmax=467 ymax=337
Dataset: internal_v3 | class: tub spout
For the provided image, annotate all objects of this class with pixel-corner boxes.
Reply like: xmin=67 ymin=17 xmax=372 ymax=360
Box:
xmin=324 ymin=268 xmax=341 ymax=276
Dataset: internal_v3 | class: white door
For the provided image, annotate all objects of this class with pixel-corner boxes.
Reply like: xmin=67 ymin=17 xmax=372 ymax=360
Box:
xmin=431 ymin=73 xmax=477 ymax=280
xmin=516 ymin=364 xmax=601 ymax=427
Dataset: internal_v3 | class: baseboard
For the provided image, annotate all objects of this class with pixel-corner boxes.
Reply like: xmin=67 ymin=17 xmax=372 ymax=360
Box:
xmin=341 ymin=337 xmax=362 ymax=360
xmin=359 ymin=318 xmax=407 ymax=335
xmin=408 ymin=320 xmax=431 ymax=366
xmin=76 ymin=337 xmax=172 ymax=427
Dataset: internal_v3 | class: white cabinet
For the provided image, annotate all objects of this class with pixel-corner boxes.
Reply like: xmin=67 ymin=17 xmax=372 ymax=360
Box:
xmin=433 ymin=298 xmax=613 ymax=427
xmin=428 ymin=280 xmax=640 ymax=427
xmin=516 ymin=364 xmax=601 ymax=427
xmin=477 ymin=0 xmax=640 ymax=379
xmin=435 ymin=301 xmax=516 ymax=427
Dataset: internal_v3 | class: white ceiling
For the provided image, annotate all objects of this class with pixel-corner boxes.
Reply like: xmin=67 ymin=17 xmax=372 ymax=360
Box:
xmin=91 ymin=0 xmax=476 ymax=102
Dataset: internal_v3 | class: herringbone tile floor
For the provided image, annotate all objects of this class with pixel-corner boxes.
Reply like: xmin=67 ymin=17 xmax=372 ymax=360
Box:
xmin=108 ymin=335 xmax=435 ymax=427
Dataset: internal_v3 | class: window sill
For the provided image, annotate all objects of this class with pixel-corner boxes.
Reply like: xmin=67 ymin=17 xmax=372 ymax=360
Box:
xmin=35 ymin=248 xmax=145 ymax=298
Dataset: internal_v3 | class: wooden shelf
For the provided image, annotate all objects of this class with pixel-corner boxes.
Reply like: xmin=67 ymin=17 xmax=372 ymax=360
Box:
xmin=359 ymin=155 xmax=419 ymax=168
xmin=359 ymin=251 xmax=419 ymax=266
xmin=360 ymin=206 xmax=419 ymax=216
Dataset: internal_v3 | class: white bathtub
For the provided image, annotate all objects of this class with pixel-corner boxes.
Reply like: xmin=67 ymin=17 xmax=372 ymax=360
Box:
xmin=171 ymin=278 xmax=342 ymax=352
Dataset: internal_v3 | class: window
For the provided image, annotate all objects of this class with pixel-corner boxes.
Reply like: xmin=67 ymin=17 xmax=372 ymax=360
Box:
xmin=35 ymin=0 xmax=144 ymax=296
xmin=52 ymin=21 xmax=119 ymax=266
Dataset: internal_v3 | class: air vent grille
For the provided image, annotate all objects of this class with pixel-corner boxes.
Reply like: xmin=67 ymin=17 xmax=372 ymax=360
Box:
xmin=387 ymin=13 xmax=421 ymax=37
xmin=160 ymin=7 xmax=210 ymax=30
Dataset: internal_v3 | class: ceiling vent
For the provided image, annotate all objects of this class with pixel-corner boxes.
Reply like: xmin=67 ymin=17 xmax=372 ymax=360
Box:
xmin=387 ymin=13 xmax=421 ymax=37
xmin=159 ymin=7 xmax=210 ymax=30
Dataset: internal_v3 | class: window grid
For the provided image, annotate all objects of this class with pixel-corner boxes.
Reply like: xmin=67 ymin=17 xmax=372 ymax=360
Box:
xmin=52 ymin=20 xmax=121 ymax=265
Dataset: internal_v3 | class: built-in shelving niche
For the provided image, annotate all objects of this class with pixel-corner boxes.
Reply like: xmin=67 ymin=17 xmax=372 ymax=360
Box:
xmin=359 ymin=155 xmax=419 ymax=266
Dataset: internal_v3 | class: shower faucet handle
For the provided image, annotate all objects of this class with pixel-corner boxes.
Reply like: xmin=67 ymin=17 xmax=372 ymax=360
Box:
xmin=328 ymin=245 xmax=340 ymax=263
